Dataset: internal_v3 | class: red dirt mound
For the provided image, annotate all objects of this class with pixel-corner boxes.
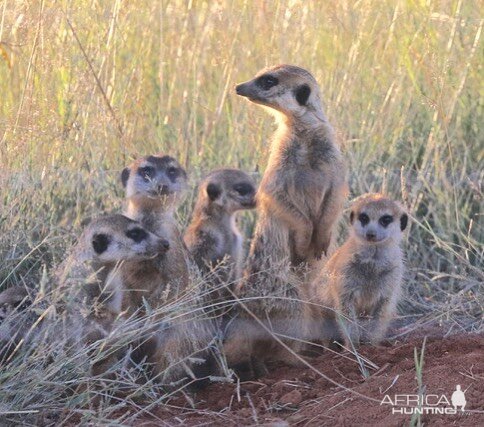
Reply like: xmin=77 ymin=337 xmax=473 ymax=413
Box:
xmin=156 ymin=329 xmax=483 ymax=426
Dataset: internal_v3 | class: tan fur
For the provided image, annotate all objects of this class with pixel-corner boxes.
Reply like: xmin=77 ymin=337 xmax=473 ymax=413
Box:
xmin=311 ymin=194 xmax=407 ymax=348
xmin=224 ymin=65 xmax=348 ymax=377
xmin=184 ymin=168 xmax=256 ymax=317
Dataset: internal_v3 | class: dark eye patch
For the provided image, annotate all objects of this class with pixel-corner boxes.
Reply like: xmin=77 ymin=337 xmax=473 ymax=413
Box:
xmin=167 ymin=166 xmax=180 ymax=182
xmin=400 ymin=213 xmax=408 ymax=231
xmin=294 ymin=84 xmax=311 ymax=106
xmin=206 ymin=183 xmax=221 ymax=201
xmin=233 ymin=182 xmax=254 ymax=196
xmin=92 ymin=233 xmax=111 ymax=254
xmin=358 ymin=213 xmax=370 ymax=226
xmin=126 ymin=227 xmax=148 ymax=243
xmin=121 ymin=168 xmax=130 ymax=188
xmin=138 ymin=166 xmax=155 ymax=181
xmin=379 ymin=215 xmax=394 ymax=227
xmin=256 ymin=74 xmax=279 ymax=90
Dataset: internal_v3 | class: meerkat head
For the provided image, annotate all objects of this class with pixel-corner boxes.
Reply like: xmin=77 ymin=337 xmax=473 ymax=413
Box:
xmin=235 ymin=64 xmax=324 ymax=122
xmin=81 ymin=215 xmax=170 ymax=263
xmin=349 ymin=193 xmax=408 ymax=245
xmin=121 ymin=155 xmax=187 ymax=208
xmin=198 ymin=169 xmax=256 ymax=215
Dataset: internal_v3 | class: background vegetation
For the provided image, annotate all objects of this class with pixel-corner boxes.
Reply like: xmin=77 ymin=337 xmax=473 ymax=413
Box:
xmin=0 ymin=0 xmax=482 ymax=423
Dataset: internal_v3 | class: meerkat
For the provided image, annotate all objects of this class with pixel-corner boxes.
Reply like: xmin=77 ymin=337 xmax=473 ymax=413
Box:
xmin=118 ymin=155 xmax=221 ymax=386
xmin=119 ymin=154 xmax=190 ymax=310
xmin=184 ymin=168 xmax=256 ymax=315
xmin=312 ymin=193 xmax=408 ymax=348
xmin=57 ymin=214 xmax=168 ymax=375
xmin=224 ymin=65 xmax=348 ymax=378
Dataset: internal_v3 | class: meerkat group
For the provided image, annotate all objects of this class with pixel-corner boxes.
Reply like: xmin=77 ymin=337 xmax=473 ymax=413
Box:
xmin=0 ymin=64 xmax=408 ymax=386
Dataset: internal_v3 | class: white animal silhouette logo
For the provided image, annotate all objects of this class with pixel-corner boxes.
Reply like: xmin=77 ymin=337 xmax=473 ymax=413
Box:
xmin=451 ymin=385 xmax=466 ymax=411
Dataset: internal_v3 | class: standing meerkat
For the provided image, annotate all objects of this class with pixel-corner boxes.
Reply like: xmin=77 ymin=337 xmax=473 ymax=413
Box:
xmin=119 ymin=154 xmax=190 ymax=310
xmin=184 ymin=168 xmax=256 ymax=313
xmin=224 ymin=65 xmax=348 ymax=377
xmin=57 ymin=215 xmax=168 ymax=375
xmin=312 ymin=193 xmax=408 ymax=348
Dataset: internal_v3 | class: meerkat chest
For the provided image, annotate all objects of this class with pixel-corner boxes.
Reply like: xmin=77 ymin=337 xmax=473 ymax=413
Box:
xmin=229 ymin=217 xmax=243 ymax=252
xmin=345 ymin=257 xmax=397 ymax=306
xmin=122 ymin=259 xmax=163 ymax=291
xmin=210 ymin=226 xmax=240 ymax=261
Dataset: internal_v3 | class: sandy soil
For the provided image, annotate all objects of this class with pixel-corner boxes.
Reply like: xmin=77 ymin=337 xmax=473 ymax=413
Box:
xmin=152 ymin=327 xmax=484 ymax=426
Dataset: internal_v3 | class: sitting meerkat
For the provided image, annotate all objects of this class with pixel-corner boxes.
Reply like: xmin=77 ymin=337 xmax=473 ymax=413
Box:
xmin=312 ymin=193 xmax=408 ymax=348
xmin=58 ymin=214 xmax=168 ymax=337
xmin=57 ymin=214 xmax=168 ymax=375
xmin=118 ymin=155 xmax=221 ymax=386
xmin=184 ymin=168 xmax=256 ymax=314
xmin=224 ymin=65 xmax=348 ymax=378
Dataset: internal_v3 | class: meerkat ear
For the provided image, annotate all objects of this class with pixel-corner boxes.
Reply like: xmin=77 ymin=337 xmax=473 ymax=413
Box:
xmin=350 ymin=211 xmax=355 ymax=224
xmin=295 ymin=84 xmax=311 ymax=106
xmin=400 ymin=213 xmax=408 ymax=231
xmin=121 ymin=168 xmax=130 ymax=188
xmin=92 ymin=233 xmax=111 ymax=254
xmin=206 ymin=183 xmax=221 ymax=201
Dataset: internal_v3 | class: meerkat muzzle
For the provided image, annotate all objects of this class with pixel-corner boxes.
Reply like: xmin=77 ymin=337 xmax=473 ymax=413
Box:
xmin=235 ymin=82 xmax=251 ymax=96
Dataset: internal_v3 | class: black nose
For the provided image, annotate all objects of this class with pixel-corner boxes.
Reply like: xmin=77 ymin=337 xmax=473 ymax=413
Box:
xmin=158 ymin=185 xmax=169 ymax=195
xmin=161 ymin=240 xmax=170 ymax=251
xmin=366 ymin=231 xmax=376 ymax=241
xmin=235 ymin=83 xmax=247 ymax=95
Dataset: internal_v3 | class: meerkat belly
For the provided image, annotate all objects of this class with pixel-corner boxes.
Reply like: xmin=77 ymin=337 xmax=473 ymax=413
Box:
xmin=286 ymin=165 xmax=327 ymax=211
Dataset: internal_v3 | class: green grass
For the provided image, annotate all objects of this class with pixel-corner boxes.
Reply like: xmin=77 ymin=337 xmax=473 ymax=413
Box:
xmin=0 ymin=0 xmax=482 ymax=424
xmin=410 ymin=337 xmax=427 ymax=427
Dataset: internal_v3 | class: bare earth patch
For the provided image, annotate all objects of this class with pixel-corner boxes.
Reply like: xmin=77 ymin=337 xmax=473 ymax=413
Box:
xmin=151 ymin=327 xmax=483 ymax=426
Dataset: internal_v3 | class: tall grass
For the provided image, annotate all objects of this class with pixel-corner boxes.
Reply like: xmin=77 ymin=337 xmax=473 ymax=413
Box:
xmin=0 ymin=0 xmax=482 ymax=423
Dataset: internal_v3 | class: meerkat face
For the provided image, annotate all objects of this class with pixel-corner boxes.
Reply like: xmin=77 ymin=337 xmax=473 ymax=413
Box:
xmin=349 ymin=194 xmax=408 ymax=245
xmin=201 ymin=169 xmax=256 ymax=214
xmin=121 ymin=155 xmax=187 ymax=206
xmin=235 ymin=64 xmax=322 ymax=118
xmin=83 ymin=215 xmax=170 ymax=263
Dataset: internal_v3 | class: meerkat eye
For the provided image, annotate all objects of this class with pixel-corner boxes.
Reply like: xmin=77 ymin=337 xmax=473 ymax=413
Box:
xmin=233 ymin=183 xmax=254 ymax=196
xmin=138 ymin=166 xmax=155 ymax=181
xmin=379 ymin=215 xmax=394 ymax=227
xmin=256 ymin=74 xmax=279 ymax=90
xmin=167 ymin=166 xmax=179 ymax=177
xmin=358 ymin=213 xmax=370 ymax=226
xmin=126 ymin=227 xmax=148 ymax=243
